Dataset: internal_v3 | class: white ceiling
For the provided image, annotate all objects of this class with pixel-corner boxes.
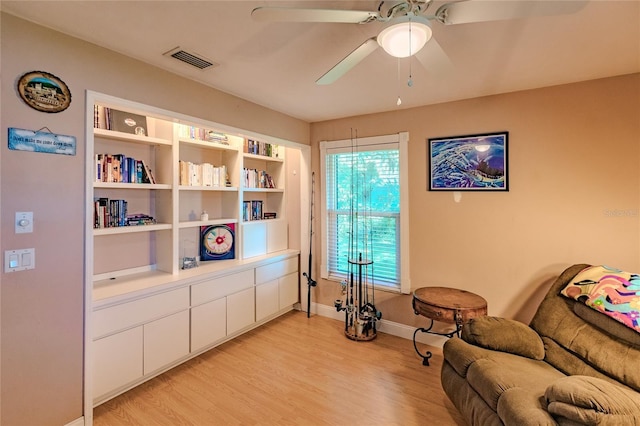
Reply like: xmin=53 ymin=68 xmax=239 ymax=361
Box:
xmin=2 ymin=1 xmax=639 ymax=122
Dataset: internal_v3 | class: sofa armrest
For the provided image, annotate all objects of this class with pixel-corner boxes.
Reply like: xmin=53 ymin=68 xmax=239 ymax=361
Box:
xmin=461 ymin=316 xmax=545 ymax=360
xmin=545 ymin=375 xmax=640 ymax=425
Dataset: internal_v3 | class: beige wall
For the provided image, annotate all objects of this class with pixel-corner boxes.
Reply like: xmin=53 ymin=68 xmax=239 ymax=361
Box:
xmin=0 ymin=13 xmax=309 ymax=426
xmin=2 ymin=9 xmax=639 ymax=426
xmin=311 ymin=73 xmax=640 ymax=328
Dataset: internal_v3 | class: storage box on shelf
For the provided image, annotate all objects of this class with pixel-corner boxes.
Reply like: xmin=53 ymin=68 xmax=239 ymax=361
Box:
xmin=86 ymin=92 xmax=300 ymax=407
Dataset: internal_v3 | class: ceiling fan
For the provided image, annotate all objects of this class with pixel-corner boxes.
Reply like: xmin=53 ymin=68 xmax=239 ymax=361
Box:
xmin=251 ymin=0 xmax=587 ymax=85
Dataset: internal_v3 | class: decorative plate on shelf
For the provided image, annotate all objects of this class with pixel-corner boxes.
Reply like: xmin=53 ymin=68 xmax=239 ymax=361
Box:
xmin=200 ymin=223 xmax=235 ymax=261
xmin=17 ymin=71 xmax=71 ymax=113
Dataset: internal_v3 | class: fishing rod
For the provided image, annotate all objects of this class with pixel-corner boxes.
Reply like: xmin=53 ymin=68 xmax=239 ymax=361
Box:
xmin=302 ymin=171 xmax=316 ymax=318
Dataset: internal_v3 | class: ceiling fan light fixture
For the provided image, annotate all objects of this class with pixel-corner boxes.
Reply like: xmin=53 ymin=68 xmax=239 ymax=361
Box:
xmin=377 ymin=15 xmax=432 ymax=58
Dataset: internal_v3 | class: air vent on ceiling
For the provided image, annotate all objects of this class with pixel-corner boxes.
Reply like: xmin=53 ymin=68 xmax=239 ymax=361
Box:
xmin=163 ymin=47 xmax=218 ymax=70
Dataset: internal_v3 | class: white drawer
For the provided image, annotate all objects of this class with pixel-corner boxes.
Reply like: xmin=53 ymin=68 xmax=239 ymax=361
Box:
xmin=191 ymin=269 xmax=254 ymax=305
xmin=93 ymin=287 xmax=189 ymax=339
xmin=255 ymin=257 xmax=298 ymax=285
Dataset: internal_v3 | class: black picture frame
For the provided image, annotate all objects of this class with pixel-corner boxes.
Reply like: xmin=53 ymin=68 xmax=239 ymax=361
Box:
xmin=428 ymin=131 xmax=509 ymax=191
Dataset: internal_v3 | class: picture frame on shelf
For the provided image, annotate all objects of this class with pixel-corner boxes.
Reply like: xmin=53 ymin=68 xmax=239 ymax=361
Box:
xmin=428 ymin=131 xmax=508 ymax=191
xmin=200 ymin=223 xmax=235 ymax=261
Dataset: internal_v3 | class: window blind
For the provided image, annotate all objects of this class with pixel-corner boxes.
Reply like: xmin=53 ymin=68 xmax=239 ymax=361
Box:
xmin=325 ymin=146 xmax=400 ymax=287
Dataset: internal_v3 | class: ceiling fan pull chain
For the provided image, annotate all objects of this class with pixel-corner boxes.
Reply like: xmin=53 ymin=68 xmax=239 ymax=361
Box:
xmin=408 ymin=21 xmax=414 ymax=87
xmin=397 ymin=58 xmax=402 ymax=106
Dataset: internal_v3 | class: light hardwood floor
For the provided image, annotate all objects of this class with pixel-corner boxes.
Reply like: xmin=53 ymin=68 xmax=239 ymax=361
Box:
xmin=94 ymin=311 xmax=466 ymax=426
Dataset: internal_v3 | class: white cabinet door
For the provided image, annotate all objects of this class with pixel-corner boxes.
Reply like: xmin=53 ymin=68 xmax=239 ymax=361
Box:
xmin=241 ymin=222 xmax=267 ymax=258
xmin=227 ymin=288 xmax=255 ymax=335
xmin=93 ymin=326 xmax=143 ymax=400
xmin=279 ymin=272 xmax=299 ymax=309
xmin=143 ymin=310 xmax=190 ymax=375
xmin=266 ymin=219 xmax=288 ymax=253
xmin=255 ymin=280 xmax=279 ymax=321
xmin=191 ymin=298 xmax=226 ymax=352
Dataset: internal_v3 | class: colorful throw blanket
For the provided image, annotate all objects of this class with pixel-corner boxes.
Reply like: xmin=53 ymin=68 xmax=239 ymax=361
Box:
xmin=561 ymin=265 xmax=640 ymax=333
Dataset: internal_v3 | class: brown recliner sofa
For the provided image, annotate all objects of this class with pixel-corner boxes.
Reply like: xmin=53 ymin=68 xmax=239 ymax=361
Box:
xmin=441 ymin=264 xmax=640 ymax=425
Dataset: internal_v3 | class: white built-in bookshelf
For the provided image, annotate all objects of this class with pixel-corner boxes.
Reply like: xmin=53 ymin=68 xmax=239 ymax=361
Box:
xmin=85 ymin=91 xmax=301 ymax=407
xmin=87 ymin=93 xmax=292 ymax=289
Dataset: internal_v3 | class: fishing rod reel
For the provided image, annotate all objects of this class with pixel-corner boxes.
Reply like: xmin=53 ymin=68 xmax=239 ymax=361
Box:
xmin=303 ymin=271 xmax=317 ymax=288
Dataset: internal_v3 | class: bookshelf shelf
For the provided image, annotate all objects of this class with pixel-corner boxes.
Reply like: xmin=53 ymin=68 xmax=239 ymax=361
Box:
xmin=94 ymin=128 xmax=172 ymax=146
xmin=94 ymin=182 xmax=172 ymax=190
xmin=243 ymin=152 xmax=284 ymax=163
xmin=178 ymin=138 xmax=237 ymax=152
xmin=178 ymin=218 xmax=238 ymax=229
xmin=93 ymin=223 xmax=172 ymax=236
xmin=178 ymin=185 xmax=238 ymax=192
xmin=242 ymin=187 xmax=284 ymax=193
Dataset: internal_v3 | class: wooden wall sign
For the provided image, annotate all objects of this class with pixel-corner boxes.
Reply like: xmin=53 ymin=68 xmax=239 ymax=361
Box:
xmin=17 ymin=71 xmax=71 ymax=113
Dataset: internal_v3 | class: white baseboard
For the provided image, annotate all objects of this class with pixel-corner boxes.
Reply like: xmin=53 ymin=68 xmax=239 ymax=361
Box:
xmin=65 ymin=416 xmax=85 ymax=426
xmin=312 ymin=302 xmax=447 ymax=349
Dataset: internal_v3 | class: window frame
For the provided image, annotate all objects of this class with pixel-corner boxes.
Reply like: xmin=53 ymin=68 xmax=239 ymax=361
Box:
xmin=319 ymin=132 xmax=410 ymax=294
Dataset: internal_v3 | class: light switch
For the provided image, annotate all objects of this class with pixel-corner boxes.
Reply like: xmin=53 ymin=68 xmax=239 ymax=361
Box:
xmin=4 ymin=248 xmax=35 ymax=272
xmin=16 ymin=212 xmax=33 ymax=233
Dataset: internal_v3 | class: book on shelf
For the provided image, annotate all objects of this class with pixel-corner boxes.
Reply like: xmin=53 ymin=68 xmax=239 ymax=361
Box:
xmin=177 ymin=124 xmax=229 ymax=145
xmin=94 ymin=106 xmax=148 ymax=136
xmin=95 ymin=153 xmax=156 ymax=184
xmin=141 ymin=161 xmax=156 ymax=184
xmin=125 ymin=214 xmax=157 ymax=226
xmin=179 ymin=160 xmax=227 ymax=187
xmin=93 ymin=197 xmax=158 ymax=229
xmin=244 ymin=138 xmax=279 ymax=158
xmin=94 ymin=198 xmax=128 ymax=229
xmin=242 ymin=168 xmax=275 ymax=189
xmin=242 ymin=200 xmax=264 ymax=222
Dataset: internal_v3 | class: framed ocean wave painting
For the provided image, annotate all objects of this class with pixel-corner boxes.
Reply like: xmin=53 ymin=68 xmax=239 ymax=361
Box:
xmin=428 ymin=132 xmax=508 ymax=191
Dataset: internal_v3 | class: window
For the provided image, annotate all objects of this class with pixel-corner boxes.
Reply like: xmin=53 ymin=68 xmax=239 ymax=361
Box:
xmin=320 ymin=133 xmax=410 ymax=293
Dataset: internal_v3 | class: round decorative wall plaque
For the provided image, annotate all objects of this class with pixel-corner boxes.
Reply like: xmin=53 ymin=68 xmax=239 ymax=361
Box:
xmin=17 ymin=71 xmax=71 ymax=113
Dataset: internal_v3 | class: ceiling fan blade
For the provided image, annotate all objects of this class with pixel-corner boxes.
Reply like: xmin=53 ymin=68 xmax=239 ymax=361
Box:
xmin=436 ymin=0 xmax=588 ymax=25
xmin=316 ymin=38 xmax=379 ymax=85
xmin=252 ymin=7 xmax=380 ymax=24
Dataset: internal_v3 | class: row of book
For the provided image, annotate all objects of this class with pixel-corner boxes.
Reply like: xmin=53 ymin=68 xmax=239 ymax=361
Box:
xmin=95 ymin=153 xmax=156 ymax=184
xmin=177 ymin=124 xmax=229 ymax=144
xmin=93 ymin=197 xmax=157 ymax=229
xmin=244 ymin=139 xmax=279 ymax=158
xmin=94 ymin=105 xmax=148 ymax=136
xmin=242 ymin=168 xmax=276 ymax=189
xmin=179 ymin=161 xmax=228 ymax=187
xmin=243 ymin=200 xmax=262 ymax=221
xmin=242 ymin=201 xmax=277 ymax=222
